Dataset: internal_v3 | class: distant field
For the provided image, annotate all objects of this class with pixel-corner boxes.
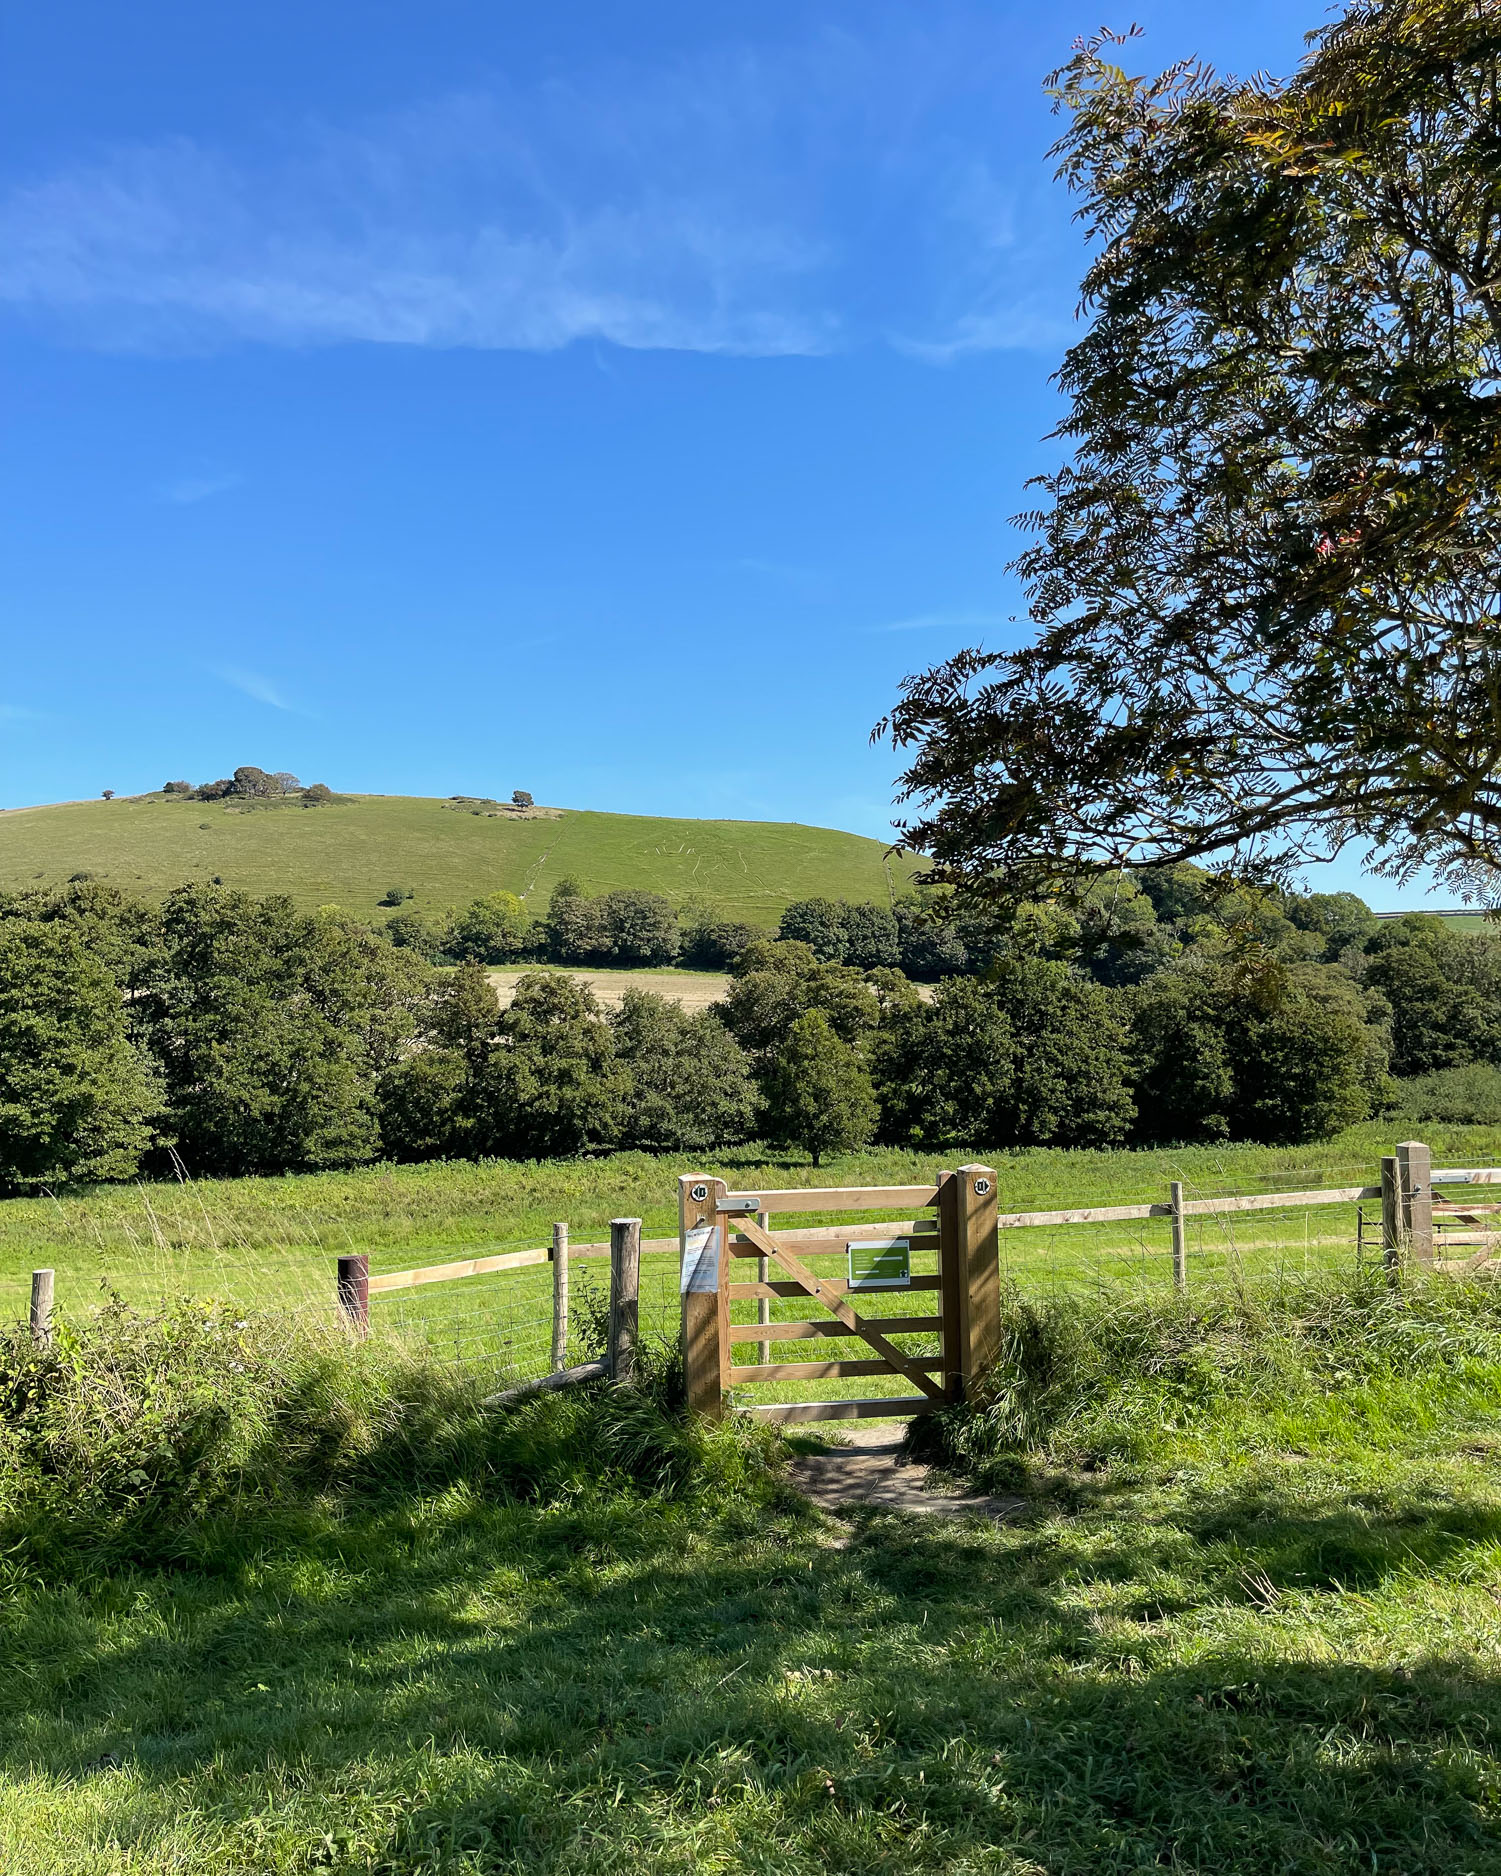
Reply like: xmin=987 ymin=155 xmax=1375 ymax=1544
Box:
xmin=0 ymin=793 xmax=917 ymax=923
xmin=486 ymin=966 xmax=932 ymax=1011
xmin=488 ymin=965 xmax=731 ymax=1010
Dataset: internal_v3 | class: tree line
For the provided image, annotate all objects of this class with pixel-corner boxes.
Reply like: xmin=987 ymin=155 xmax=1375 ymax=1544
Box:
xmin=386 ymin=878 xmax=1006 ymax=974
xmin=0 ymin=870 xmax=1493 ymax=1192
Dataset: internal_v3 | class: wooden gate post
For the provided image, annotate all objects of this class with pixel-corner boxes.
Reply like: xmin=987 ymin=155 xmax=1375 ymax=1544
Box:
xmin=1396 ymin=1140 xmax=1435 ymax=1263
xmin=1380 ymin=1155 xmax=1400 ymax=1266
xmin=609 ymin=1217 xmax=641 ymax=1386
xmin=938 ymin=1165 xmax=1001 ymax=1401
xmin=680 ymin=1174 xmax=728 ymax=1419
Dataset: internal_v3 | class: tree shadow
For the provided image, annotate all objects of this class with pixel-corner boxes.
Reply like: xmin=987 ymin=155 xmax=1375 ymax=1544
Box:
xmin=3 ymin=1472 xmax=1500 ymax=1873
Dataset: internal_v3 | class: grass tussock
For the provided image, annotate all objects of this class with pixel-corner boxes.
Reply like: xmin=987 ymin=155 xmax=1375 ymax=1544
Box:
xmin=0 ymin=1298 xmax=773 ymax=1576
xmin=911 ymin=1270 xmax=1501 ymax=1489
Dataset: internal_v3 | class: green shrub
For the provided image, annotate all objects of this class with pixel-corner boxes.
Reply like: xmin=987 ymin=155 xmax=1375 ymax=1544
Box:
xmin=1393 ymin=1061 xmax=1501 ymax=1126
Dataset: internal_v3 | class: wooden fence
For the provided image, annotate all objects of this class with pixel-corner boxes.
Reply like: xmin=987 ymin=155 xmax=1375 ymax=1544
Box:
xmin=22 ymin=1138 xmax=1500 ymax=1408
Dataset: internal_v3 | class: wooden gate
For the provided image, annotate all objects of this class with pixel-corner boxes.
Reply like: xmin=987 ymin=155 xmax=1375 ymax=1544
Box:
xmin=678 ymin=1167 xmax=1000 ymax=1424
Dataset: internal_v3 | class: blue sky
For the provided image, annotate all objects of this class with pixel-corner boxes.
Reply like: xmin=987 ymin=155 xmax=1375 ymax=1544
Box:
xmin=0 ymin=1 xmax=1441 ymax=906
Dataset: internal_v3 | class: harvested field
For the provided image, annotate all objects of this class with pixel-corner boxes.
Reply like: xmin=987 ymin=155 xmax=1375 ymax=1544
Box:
xmin=487 ymin=965 xmax=730 ymax=1011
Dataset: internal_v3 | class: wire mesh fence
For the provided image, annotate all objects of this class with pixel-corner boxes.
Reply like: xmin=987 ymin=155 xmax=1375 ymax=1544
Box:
xmin=10 ymin=1142 xmax=1500 ymax=1398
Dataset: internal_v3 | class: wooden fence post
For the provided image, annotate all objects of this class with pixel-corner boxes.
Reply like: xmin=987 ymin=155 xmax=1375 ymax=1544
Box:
xmin=336 ymin=1254 xmax=369 ymax=1335
xmin=680 ymin=1174 xmax=728 ymax=1420
xmin=29 ymin=1268 xmax=54 ymax=1344
xmin=1380 ymin=1155 xmax=1400 ymax=1265
xmin=1396 ymin=1140 xmax=1435 ymax=1263
xmin=609 ymin=1217 xmax=641 ymax=1386
xmin=944 ymin=1164 xmax=1000 ymax=1401
xmin=756 ymin=1208 xmax=771 ymax=1330
xmin=935 ymin=1170 xmax=962 ymax=1401
xmin=1170 ymin=1182 xmax=1188 ymax=1292
xmin=550 ymin=1222 xmax=569 ymax=1372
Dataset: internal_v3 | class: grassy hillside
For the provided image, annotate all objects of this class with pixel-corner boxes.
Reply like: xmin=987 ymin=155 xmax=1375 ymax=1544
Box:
xmin=0 ymin=792 xmax=916 ymax=922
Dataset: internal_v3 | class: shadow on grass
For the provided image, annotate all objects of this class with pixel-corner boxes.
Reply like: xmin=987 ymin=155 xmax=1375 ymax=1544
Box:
xmin=3 ymin=1460 xmax=1501 ymax=1873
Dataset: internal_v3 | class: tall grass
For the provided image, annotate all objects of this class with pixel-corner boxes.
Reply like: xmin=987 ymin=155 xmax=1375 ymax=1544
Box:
xmin=0 ymin=1299 xmax=772 ymax=1578
xmin=911 ymin=1269 xmax=1501 ymax=1488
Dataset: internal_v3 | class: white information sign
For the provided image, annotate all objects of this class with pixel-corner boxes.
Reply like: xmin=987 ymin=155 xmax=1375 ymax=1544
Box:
xmin=680 ymin=1224 xmax=720 ymax=1294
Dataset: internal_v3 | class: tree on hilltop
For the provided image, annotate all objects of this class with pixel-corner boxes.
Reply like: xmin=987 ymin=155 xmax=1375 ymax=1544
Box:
xmin=883 ymin=2 xmax=1501 ymax=912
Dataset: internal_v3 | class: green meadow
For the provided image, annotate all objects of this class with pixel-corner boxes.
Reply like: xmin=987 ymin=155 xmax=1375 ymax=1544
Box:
xmin=7 ymin=1121 xmax=1500 ymax=1415
xmin=0 ymin=793 xmax=916 ymax=922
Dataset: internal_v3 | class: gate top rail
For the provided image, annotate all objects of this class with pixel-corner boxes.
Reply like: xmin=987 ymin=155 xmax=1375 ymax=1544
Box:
xmin=715 ymin=1184 xmax=941 ymax=1213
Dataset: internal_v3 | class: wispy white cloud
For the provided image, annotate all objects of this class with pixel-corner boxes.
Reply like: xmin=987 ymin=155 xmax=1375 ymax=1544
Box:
xmin=155 ymin=470 xmax=242 ymax=505
xmin=216 ymin=666 xmax=307 ymax=714
xmin=871 ymin=609 xmax=1011 ymax=633
xmin=0 ymin=23 xmax=1074 ymax=362
xmin=893 ymin=299 xmax=1073 ymax=363
xmin=0 ymin=100 xmax=833 ymax=357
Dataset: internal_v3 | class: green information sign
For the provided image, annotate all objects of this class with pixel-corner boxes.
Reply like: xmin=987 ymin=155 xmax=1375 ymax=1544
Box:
xmin=847 ymin=1238 xmax=911 ymax=1291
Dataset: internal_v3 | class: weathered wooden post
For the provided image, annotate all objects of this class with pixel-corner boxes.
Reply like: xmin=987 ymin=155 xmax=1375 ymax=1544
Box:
xmin=680 ymin=1174 xmax=728 ymax=1419
xmin=1170 ymin=1182 xmax=1188 ymax=1292
xmin=29 ymin=1268 xmax=54 ymax=1344
xmin=756 ymin=1208 xmax=771 ymax=1329
xmin=550 ymin=1222 xmax=569 ymax=1372
xmin=1381 ymin=1154 xmax=1400 ymax=1266
xmin=609 ymin=1217 xmax=641 ymax=1386
xmin=1396 ymin=1140 xmax=1435 ymax=1263
xmin=336 ymin=1254 xmax=369 ymax=1335
xmin=938 ymin=1165 xmax=1001 ymax=1401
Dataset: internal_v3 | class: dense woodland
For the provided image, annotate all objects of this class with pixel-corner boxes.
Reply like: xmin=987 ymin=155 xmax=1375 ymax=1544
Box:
xmin=0 ymin=868 xmax=1493 ymax=1192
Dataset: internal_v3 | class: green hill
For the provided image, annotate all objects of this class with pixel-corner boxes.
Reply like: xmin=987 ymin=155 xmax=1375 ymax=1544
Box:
xmin=0 ymin=793 xmax=916 ymax=924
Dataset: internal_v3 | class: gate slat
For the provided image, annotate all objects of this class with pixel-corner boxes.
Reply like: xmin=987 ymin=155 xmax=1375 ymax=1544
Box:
xmin=729 ymin=1358 xmax=946 ymax=1383
xmin=748 ymin=1397 xmax=934 ymax=1424
xmin=733 ymin=1214 xmax=946 ymax=1403
xmin=728 ymin=1233 xmax=940 ymax=1258
xmin=730 ymin=1275 xmax=942 ymax=1299
xmin=730 ymin=1186 xmax=941 ymax=1213
xmin=728 ymin=1315 xmax=943 ymax=1341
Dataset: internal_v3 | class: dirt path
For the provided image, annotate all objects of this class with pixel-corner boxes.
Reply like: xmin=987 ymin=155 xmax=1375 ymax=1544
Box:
xmin=785 ymin=1423 xmax=1025 ymax=1520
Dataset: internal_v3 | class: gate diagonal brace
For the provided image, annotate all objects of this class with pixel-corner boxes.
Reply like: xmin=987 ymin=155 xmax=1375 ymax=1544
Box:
xmin=732 ymin=1214 xmax=945 ymax=1404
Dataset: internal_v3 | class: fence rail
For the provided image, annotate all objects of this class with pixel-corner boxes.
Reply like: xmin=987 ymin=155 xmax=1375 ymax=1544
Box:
xmin=24 ymin=1139 xmax=1501 ymax=1413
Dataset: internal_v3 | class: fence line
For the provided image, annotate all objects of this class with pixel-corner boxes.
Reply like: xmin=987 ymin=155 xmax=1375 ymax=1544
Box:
xmin=24 ymin=1139 xmax=1501 ymax=1404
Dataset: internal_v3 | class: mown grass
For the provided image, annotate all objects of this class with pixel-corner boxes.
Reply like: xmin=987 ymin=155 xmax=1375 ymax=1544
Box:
xmin=0 ymin=793 xmax=915 ymax=921
xmin=5 ymin=1279 xmax=1501 ymax=1873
